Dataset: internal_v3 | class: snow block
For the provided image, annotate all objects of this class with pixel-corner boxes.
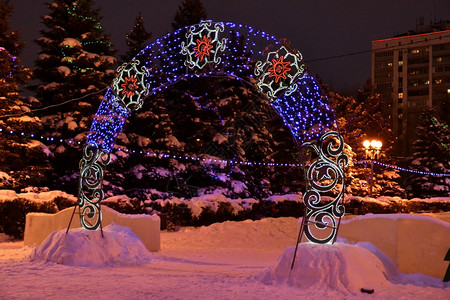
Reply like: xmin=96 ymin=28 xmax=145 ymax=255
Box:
xmin=340 ymin=214 xmax=450 ymax=279
xmin=24 ymin=206 xmax=160 ymax=252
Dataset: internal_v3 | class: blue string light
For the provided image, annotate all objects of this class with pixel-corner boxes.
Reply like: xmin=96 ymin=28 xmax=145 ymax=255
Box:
xmin=354 ymin=160 xmax=450 ymax=177
xmin=87 ymin=21 xmax=337 ymax=154
xmin=0 ymin=47 xmax=18 ymax=81
xmin=1 ymin=126 xmax=448 ymax=176
xmin=86 ymin=89 xmax=130 ymax=150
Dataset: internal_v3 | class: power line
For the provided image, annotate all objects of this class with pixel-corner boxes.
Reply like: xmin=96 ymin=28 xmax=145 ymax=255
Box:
xmin=305 ymin=50 xmax=371 ymax=63
xmin=305 ymin=33 xmax=450 ymax=63
xmin=0 ymin=88 xmax=108 ymax=119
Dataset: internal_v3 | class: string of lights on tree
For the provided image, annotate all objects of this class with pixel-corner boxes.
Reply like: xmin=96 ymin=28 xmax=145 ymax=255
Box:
xmin=1 ymin=126 xmax=448 ymax=176
xmin=57 ymin=1 xmax=112 ymax=73
xmin=66 ymin=1 xmax=102 ymax=30
xmin=0 ymin=47 xmax=18 ymax=81
xmin=431 ymin=116 xmax=450 ymax=153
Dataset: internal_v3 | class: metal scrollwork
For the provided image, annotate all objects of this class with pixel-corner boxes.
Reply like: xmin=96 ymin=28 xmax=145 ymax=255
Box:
xmin=78 ymin=145 xmax=110 ymax=230
xmin=301 ymin=131 xmax=348 ymax=244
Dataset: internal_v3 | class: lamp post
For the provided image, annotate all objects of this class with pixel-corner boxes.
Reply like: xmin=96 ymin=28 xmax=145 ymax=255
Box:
xmin=363 ymin=139 xmax=382 ymax=198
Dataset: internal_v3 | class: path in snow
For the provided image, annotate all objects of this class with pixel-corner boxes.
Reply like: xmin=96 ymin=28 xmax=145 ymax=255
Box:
xmin=0 ymin=217 xmax=449 ymax=299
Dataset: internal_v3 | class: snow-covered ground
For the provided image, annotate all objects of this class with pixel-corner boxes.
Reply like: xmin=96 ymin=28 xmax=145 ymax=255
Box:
xmin=1 ymin=216 xmax=449 ymax=299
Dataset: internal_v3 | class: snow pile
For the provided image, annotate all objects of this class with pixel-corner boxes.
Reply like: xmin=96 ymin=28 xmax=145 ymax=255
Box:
xmin=0 ymin=189 xmax=76 ymax=203
xmin=30 ymin=224 xmax=154 ymax=267
xmin=156 ymin=194 xmax=259 ymax=217
xmin=259 ymin=242 xmax=390 ymax=294
xmin=345 ymin=195 xmax=450 ymax=203
xmin=266 ymin=194 xmax=302 ymax=203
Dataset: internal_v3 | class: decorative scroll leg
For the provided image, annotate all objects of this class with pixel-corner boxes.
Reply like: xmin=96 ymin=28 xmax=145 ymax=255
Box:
xmin=77 ymin=145 xmax=110 ymax=230
xmin=290 ymin=209 xmax=307 ymax=270
xmin=301 ymin=131 xmax=348 ymax=244
xmin=290 ymin=131 xmax=348 ymax=269
xmin=66 ymin=204 xmax=79 ymax=235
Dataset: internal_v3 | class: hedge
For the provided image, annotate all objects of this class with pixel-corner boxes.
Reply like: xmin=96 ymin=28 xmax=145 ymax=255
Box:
xmin=0 ymin=193 xmax=448 ymax=239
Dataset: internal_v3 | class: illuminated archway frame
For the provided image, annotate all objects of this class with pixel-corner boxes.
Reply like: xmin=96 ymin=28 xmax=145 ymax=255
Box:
xmin=79 ymin=21 xmax=348 ymax=244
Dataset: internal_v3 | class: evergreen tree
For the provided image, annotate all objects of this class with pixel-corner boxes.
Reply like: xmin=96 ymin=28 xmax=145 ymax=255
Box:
xmin=407 ymin=109 xmax=450 ymax=198
xmin=328 ymin=88 xmax=405 ymax=197
xmin=34 ymin=0 xmax=117 ymax=193
xmin=0 ymin=0 xmax=50 ymax=190
xmin=120 ymin=12 xmax=152 ymax=63
xmin=172 ymin=0 xmax=207 ymax=31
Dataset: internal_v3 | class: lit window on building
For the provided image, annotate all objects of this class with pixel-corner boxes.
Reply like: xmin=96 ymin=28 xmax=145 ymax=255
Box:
xmin=398 ymin=92 xmax=403 ymax=98
xmin=411 ymin=49 xmax=420 ymax=54
xmin=435 ymin=78 xmax=443 ymax=84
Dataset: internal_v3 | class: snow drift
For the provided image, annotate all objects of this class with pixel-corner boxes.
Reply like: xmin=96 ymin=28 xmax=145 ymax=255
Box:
xmin=30 ymin=224 xmax=154 ymax=267
xmin=259 ymin=242 xmax=391 ymax=294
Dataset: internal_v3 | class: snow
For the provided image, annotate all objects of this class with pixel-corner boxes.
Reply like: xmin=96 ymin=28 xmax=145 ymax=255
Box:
xmin=213 ymin=133 xmax=228 ymax=144
xmin=266 ymin=193 xmax=302 ymax=203
xmin=27 ymin=140 xmax=51 ymax=156
xmin=57 ymin=66 xmax=70 ymax=77
xmin=30 ymin=224 xmax=153 ymax=267
xmin=259 ymin=242 xmax=390 ymax=293
xmin=43 ymin=82 xmax=60 ymax=90
xmin=59 ymin=38 xmax=81 ymax=48
xmin=67 ymin=121 xmax=78 ymax=130
xmin=156 ymin=194 xmax=259 ymax=217
xmin=0 ymin=216 xmax=448 ymax=299
xmin=100 ymin=55 xmax=116 ymax=65
xmin=0 ymin=171 xmax=12 ymax=181
xmin=341 ymin=212 xmax=450 ymax=228
xmin=0 ymin=190 xmax=76 ymax=203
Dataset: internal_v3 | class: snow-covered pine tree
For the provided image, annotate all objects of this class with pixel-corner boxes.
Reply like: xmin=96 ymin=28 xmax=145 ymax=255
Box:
xmin=160 ymin=76 xmax=293 ymax=199
xmin=34 ymin=0 xmax=117 ymax=193
xmin=407 ymin=109 xmax=450 ymax=198
xmin=172 ymin=0 xmax=207 ymax=31
xmin=0 ymin=0 xmax=50 ymax=190
xmin=120 ymin=12 xmax=152 ymax=64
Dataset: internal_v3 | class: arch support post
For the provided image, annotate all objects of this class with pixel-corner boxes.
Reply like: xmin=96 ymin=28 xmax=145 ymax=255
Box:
xmin=301 ymin=131 xmax=348 ymax=244
xmin=291 ymin=131 xmax=348 ymax=269
xmin=76 ymin=145 xmax=110 ymax=230
xmin=296 ymin=131 xmax=348 ymax=244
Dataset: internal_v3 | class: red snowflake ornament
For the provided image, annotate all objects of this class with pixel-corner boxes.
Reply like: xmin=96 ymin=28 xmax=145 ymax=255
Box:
xmin=268 ymin=56 xmax=291 ymax=83
xmin=193 ymin=35 xmax=213 ymax=62
xmin=120 ymin=75 xmax=139 ymax=98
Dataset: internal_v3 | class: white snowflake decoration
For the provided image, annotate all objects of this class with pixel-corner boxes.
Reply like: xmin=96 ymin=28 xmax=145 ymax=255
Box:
xmin=181 ymin=20 xmax=227 ymax=70
xmin=112 ymin=60 xmax=150 ymax=112
xmin=255 ymin=46 xmax=306 ymax=101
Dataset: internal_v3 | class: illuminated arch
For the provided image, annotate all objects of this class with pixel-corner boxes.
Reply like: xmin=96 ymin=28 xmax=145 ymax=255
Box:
xmin=78 ymin=21 xmax=348 ymax=244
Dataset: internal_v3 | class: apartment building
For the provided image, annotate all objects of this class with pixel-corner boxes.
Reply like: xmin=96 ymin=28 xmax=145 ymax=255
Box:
xmin=371 ymin=20 xmax=450 ymax=155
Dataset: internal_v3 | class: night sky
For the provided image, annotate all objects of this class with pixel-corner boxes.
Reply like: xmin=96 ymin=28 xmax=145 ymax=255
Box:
xmin=9 ymin=0 xmax=450 ymax=95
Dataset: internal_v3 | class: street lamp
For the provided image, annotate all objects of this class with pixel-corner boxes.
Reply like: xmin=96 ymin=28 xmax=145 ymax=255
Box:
xmin=363 ymin=139 xmax=382 ymax=197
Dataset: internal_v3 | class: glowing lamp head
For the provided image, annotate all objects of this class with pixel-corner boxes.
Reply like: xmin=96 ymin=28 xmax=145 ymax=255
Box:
xmin=364 ymin=139 xmax=382 ymax=149
xmin=370 ymin=140 xmax=382 ymax=149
